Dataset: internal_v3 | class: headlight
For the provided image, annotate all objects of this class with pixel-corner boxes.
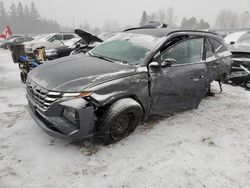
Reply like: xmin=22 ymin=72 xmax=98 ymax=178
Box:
xmin=63 ymin=107 xmax=79 ymax=128
xmin=63 ymin=91 xmax=92 ymax=98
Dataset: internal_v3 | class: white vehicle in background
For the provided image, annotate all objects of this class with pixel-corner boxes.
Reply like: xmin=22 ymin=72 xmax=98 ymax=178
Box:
xmin=224 ymin=31 xmax=250 ymax=46
xmin=23 ymin=33 xmax=76 ymax=53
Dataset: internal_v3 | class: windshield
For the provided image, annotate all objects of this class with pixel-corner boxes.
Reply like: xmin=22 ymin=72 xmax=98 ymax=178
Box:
xmin=90 ymin=33 xmax=162 ymax=65
xmin=43 ymin=34 xmax=55 ymax=40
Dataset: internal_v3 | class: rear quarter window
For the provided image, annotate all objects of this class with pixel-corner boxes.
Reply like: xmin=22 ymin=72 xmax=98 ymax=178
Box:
xmin=209 ymin=37 xmax=228 ymax=54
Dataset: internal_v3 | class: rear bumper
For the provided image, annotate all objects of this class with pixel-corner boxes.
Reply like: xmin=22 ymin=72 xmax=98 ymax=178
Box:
xmin=27 ymin=94 xmax=96 ymax=140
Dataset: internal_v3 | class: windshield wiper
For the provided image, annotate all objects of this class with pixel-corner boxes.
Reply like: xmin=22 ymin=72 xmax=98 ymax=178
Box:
xmin=88 ymin=51 xmax=116 ymax=63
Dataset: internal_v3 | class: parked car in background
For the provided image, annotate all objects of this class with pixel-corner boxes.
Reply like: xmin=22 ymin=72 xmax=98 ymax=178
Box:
xmin=46 ymin=29 xmax=103 ymax=60
xmin=0 ymin=36 xmax=33 ymax=49
xmin=23 ymin=33 xmax=76 ymax=53
xmin=26 ymin=29 xmax=231 ymax=144
xmin=6 ymin=35 xmax=22 ymax=40
xmin=224 ymin=31 xmax=250 ymax=68
xmin=0 ymin=35 xmax=23 ymax=48
xmin=224 ymin=31 xmax=250 ymax=46
xmin=224 ymin=31 xmax=250 ymax=88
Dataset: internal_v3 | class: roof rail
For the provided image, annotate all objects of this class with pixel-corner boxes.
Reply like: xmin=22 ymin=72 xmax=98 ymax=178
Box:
xmin=166 ymin=29 xmax=220 ymax=37
xmin=123 ymin=27 xmax=157 ymax=32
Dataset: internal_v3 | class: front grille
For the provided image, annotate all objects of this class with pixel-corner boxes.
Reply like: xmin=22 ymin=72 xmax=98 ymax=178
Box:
xmin=27 ymin=78 xmax=62 ymax=111
xmin=231 ymin=52 xmax=250 ymax=59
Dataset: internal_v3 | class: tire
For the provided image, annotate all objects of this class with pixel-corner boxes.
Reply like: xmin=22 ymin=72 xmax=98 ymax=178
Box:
xmin=96 ymin=98 xmax=143 ymax=144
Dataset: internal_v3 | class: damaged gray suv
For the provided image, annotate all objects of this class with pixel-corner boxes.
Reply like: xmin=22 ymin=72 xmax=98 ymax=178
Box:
xmin=26 ymin=28 xmax=231 ymax=144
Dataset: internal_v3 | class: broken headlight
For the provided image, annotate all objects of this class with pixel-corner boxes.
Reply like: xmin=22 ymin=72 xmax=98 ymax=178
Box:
xmin=63 ymin=107 xmax=79 ymax=128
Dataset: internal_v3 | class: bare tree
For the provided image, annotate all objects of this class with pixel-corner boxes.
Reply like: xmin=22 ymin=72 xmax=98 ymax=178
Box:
xmin=103 ymin=19 xmax=120 ymax=32
xmin=80 ymin=21 xmax=90 ymax=31
xmin=147 ymin=13 xmax=157 ymax=22
xmin=239 ymin=11 xmax=250 ymax=28
xmin=158 ymin=9 xmax=166 ymax=23
xmin=166 ymin=7 xmax=177 ymax=28
xmin=215 ymin=9 xmax=240 ymax=29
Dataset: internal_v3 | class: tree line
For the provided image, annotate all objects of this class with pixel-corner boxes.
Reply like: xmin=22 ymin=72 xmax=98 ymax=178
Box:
xmin=1 ymin=1 xmax=249 ymax=35
xmin=139 ymin=8 xmax=250 ymax=30
xmin=0 ymin=1 xmax=67 ymax=34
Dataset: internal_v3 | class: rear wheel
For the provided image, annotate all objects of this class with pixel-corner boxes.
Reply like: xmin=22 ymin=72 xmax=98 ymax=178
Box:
xmin=96 ymin=98 xmax=143 ymax=144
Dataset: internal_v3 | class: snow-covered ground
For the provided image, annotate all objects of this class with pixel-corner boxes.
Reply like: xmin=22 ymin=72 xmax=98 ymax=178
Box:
xmin=0 ymin=49 xmax=250 ymax=188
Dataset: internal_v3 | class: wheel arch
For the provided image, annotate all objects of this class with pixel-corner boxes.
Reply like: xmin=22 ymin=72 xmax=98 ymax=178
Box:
xmin=93 ymin=94 xmax=147 ymax=120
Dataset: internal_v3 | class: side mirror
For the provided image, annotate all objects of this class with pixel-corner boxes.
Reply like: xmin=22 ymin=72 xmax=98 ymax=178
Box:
xmin=230 ymin=41 xmax=235 ymax=45
xmin=149 ymin=61 xmax=161 ymax=69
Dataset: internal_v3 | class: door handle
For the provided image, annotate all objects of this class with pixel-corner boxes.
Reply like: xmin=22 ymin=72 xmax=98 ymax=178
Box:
xmin=191 ymin=77 xmax=200 ymax=81
xmin=192 ymin=78 xmax=199 ymax=81
xmin=191 ymin=75 xmax=204 ymax=81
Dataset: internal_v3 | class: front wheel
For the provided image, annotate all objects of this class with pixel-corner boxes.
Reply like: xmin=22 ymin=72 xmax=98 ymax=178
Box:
xmin=96 ymin=98 xmax=143 ymax=144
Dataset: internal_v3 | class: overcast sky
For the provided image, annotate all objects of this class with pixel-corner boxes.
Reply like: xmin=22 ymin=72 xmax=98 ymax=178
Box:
xmin=4 ymin=0 xmax=250 ymax=28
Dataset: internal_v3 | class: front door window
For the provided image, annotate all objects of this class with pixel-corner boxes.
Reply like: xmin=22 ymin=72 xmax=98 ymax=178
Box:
xmin=161 ymin=38 xmax=203 ymax=65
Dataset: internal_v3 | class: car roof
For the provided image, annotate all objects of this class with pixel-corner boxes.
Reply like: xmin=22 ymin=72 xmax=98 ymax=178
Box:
xmin=124 ymin=28 xmax=221 ymax=39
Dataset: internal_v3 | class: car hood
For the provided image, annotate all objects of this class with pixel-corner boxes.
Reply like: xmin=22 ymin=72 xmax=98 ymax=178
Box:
xmin=75 ymin=29 xmax=103 ymax=44
xmin=28 ymin=54 xmax=137 ymax=92
xmin=230 ymin=42 xmax=250 ymax=53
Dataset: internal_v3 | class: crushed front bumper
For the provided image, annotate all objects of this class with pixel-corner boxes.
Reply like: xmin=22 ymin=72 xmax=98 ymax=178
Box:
xmin=27 ymin=94 xmax=96 ymax=139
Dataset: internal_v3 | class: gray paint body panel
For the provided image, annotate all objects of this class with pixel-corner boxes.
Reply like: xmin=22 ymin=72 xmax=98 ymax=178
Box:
xmin=26 ymin=30 xmax=231 ymax=139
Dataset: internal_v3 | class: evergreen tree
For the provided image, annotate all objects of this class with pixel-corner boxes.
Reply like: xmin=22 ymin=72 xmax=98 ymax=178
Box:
xmin=0 ymin=1 xmax=8 ymax=30
xmin=24 ymin=5 xmax=30 ymax=27
xmin=24 ymin=5 xmax=30 ymax=17
xmin=196 ymin=19 xmax=210 ymax=29
xmin=0 ymin=2 xmax=70 ymax=34
xmin=17 ymin=2 xmax=24 ymax=17
xmin=30 ymin=2 xmax=40 ymax=21
xmin=180 ymin=17 xmax=187 ymax=29
xmin=181 ymin=17 xmax=198 ymax=29
xmin=140 ymin=11 xmax=148 ymax=26
xmin=8 ymin=3 xmax=18 ymax=32
xmin=17 ymin=2 xmax=25 ymax=33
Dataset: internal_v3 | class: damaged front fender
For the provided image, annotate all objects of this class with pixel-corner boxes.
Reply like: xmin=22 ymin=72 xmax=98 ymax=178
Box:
xmin=87 ymin=71 xmax=150 ymax=115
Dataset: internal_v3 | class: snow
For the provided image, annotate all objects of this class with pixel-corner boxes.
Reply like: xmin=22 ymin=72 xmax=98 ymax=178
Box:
xmin=0 ymin=49 xmax=250 ymax=188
